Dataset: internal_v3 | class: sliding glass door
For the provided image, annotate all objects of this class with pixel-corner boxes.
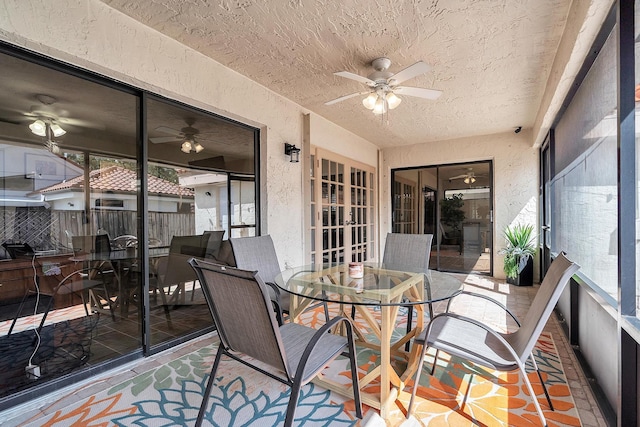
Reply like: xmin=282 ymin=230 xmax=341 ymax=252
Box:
xmin=391 ymin=161 xmax=493 ymax=274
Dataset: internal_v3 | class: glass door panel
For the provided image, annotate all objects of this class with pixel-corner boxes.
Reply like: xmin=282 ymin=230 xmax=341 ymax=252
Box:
xmin=311 ymin=148 xmax=375 ymax=264
xmin=229 ymin=175 xmax=255 ymax=238
xmin=391 ymin=161 xmax=492 ymax=274
xmin=350 ymin=166 xmax=375 ymax=262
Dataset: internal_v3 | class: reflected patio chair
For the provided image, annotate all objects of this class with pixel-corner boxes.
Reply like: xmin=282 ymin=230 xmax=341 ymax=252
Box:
xmin=406 ymin=252 xmax=579 ymax=427
xmin=70 ymin=234 xmax=118 ymax=315
xmin=230 ymin=235 xmax=329 ymax=325
xmin=202 ymin=230 xmax=225 ymax=260
xmin=112 ymin=234 xmax=138 ymax=249
xmin=155 ymin=235 xmax=207 ymax=306
xmin=9 ymin=265 xmax=116 ymax=336
xmin=188 ymin=258 xmax=362 ymax=427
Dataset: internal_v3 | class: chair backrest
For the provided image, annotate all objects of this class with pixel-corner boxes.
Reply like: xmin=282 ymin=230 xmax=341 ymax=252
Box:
xmin=511 ymin=252 xmax=579 ymax=360
xmin=95 ymin=234 xmax=111 ymax=254
xmin=72 ymin=234 xmax=111 ymax=255
xmin=169 ymin=235 xmax=207 ymax=258
xmin=189 ymin=258 xmax=289 ymax=375
xmin=382 ymin=233 xmax=433 ymax=273
xmin=229 ymin=235 xmax=281 ymax=284
xmin=157 ymin=235 xmax=204 ymax=285
xmin=202 ymin=230 xmax=225 ymax=259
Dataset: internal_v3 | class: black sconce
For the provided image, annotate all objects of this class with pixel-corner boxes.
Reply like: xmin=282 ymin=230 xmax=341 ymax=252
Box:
xmin=284 ymin=143 xmax=300 ymax=163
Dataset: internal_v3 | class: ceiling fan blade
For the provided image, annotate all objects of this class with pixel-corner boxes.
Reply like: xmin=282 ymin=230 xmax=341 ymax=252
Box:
xmin=0 ymin=116 xmax=21 ymax=125
xmin=394 ymin=86 xmax=442 ymax=100
xmin=58 ymin=117 xmax=106 ymax=130
xmin=334 ymin=71 xmax=375 ymax=86
xmin=448 ymin=175 xmax=468 ymax=180
xmin=155 ymin=126 xmax=184 ymax=136
xmin=388 ymin=61 xmax=431 ymax=85
xmin=324 ymin=91 xmax=370 ymax=106
xmin=150 ymin=136 xmax=182 ymax=144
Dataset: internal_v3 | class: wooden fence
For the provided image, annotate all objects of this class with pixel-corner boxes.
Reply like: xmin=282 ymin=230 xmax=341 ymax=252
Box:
xmin=1 ymin=207 xmax=195 ymax=251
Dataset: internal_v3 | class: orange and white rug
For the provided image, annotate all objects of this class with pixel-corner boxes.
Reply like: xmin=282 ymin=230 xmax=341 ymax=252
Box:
xmin=22 ymin=306 xmax=581 ymax=427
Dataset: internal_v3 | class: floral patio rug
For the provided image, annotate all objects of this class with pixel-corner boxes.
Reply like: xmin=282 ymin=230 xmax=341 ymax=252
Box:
xmin=21 ymin=306 xmax=581 ymax=427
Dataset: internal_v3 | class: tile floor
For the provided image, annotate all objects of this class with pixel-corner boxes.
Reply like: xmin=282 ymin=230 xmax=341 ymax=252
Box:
xmin=0 ymin=273 xmax=608 ymax=426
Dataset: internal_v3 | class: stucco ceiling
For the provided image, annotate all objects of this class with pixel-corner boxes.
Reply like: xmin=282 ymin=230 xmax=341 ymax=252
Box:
xmin=100 ymin=0 xmax=571 ymax=148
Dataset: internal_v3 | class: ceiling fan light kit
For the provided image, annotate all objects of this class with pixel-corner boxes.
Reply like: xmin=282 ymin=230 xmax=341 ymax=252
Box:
xmin=50 ymin=123 xmax=66 ymax=137
xmin=28 ymin=119 xmax=47 ymax=136
xmin=152 ymin=123 xmax=206 ymax=154
xmin=29 ymin=118 xmax=66 ymax=153
xmin=181 ymin=139 xmax=204 ymax=154
xmin=326 ymin=57 xmax=442 ymax=121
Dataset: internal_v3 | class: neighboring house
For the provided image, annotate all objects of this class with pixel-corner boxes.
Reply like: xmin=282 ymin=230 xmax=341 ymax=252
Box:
xmin=38 ymin=165 xmax=194 ymax=213
xmin=2 ymin=163 xmax=195 ymax=251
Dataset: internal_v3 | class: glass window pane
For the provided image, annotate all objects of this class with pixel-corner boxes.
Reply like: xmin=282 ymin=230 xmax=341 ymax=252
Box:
xmin=311 ymin=203 xmax=315 ymax=227
xmin=230 ymin=178 xmax=255 ymax=227
xmin=311 ymin=179 xmax=315 ymax=202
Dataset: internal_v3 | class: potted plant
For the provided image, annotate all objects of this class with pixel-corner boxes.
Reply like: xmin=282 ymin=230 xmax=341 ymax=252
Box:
xmin=440 ymin=193 xmax=465 ymax=245
xmin=500 ymin=223 xmax=536 ymax=286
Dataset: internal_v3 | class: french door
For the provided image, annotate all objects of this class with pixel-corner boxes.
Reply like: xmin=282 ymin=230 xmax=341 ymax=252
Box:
xmin=308 ymin=148 xmax=376 ymax=264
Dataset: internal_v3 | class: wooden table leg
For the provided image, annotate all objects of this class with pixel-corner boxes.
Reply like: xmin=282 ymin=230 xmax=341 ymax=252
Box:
xmin=380 ymin=304 xmax=393 ymax=418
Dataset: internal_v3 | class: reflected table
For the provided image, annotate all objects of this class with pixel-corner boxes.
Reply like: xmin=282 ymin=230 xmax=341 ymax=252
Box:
xmin=70 ymin=246 xmax=170 ymax=316
xmin=275 ymin=263 xmax=463 ymax=417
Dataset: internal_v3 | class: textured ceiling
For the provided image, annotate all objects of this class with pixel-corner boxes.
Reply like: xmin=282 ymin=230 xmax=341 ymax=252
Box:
xmin=101 ymin=0 xmax=571 ymax=148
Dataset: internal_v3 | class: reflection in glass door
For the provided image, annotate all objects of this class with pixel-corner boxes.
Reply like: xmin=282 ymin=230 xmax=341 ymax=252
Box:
xmin=309 ymin=149 xmax=375 ymax=264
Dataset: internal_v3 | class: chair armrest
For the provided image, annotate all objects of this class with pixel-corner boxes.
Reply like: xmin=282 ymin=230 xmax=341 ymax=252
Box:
xmin=265 ymin=281 xmax=281 ymax=300
xmin=425 ymin=312 xmax=523 ymax=364
xmin=294 ymin=316 xmax=357 ymax=384
xmin=446 ymin=290 xmax=521 ymax=327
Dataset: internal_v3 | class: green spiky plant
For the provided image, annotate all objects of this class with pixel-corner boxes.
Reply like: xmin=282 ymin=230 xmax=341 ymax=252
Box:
xmin=500 ymin=224 xmax=536 ymax=279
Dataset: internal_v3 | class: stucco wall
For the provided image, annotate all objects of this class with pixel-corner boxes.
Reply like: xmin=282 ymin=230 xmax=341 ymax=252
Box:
xmin=0 ymin=0 xmax=379 ymax=268
xmin=381 ymin=130 xmax=538 ymax=279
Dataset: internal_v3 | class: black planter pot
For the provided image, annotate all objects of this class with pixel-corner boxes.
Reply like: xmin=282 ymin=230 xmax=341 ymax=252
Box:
xmin=506 ymin=256 xmax=533 ymax=286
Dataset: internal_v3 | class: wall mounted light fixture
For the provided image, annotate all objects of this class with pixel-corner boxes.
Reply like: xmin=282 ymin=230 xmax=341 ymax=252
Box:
xmin=284 ymin=143 xmax=300 ymax=163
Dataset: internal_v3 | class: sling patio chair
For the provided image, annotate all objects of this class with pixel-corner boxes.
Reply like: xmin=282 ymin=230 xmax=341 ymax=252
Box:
xmin=351 ymin=233 xmax=433 ymax=350
xmin=189 ymin=258 xmax=362 ymax=427
xmin=230 ymin=235 xmax=329 ymax=325
xmin=406 ymin=251 xmax=579 ymax=427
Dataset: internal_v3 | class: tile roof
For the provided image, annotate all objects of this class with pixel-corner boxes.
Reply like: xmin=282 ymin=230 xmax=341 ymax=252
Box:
xmin=39 ymin=165 xmax=194 ymax=197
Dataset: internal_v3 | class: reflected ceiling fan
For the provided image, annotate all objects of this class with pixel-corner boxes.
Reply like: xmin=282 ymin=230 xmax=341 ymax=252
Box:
xmin=0 ymin=94 xmax=102 ymax=154
xmin=0 ymin=94 xmax=102 ymax=130
xmin=325 ymin=57 xmax=442 ymax=116
xmin=150 ymin=122 xmax=206 ymax=153
xmin=449 ymin=168 xmax=486 ymax=184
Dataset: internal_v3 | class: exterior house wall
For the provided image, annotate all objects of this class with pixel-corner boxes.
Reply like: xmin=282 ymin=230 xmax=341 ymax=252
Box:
xmin=0 ymin=0 xmax=379 ymax=269
xmin=381 ymin=130 xmax=538 ymax=280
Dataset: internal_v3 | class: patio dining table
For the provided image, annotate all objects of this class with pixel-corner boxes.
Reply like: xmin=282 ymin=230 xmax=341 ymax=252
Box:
xmin=274 ymin=263 xmax=463 ymax=418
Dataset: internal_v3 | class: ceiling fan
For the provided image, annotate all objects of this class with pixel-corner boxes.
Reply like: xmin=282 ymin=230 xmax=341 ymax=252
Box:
xmin=0 ymin=94 xmax=101 ymax=130
xmin=325 ymin=57 xmax=442 ymax=115
xmin=150 ymin=123 xmax=206 ymax=153
xmin=449 ymin=168 xmax=486 ymax=184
